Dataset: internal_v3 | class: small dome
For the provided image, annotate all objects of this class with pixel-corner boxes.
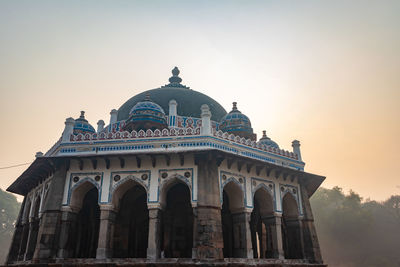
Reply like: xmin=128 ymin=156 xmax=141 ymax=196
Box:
xmin=129 ymin=100 xmax=165 ymax=115
xmin=73 ymin=111 xmax=95 ymax=134
xmin=124 ymin=94 xmax=167 ymax=131
xmin=258 ymin=130 xmax=279 ymax=149
xmin=219 ymin=102 xmax=255 ymax=140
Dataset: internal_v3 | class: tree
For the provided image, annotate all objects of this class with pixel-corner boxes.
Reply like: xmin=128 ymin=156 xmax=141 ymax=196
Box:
xmin=311 ymin=187 xmax=400 ymax=267
xmin=0 ymin=189 xmax=20 ymax=264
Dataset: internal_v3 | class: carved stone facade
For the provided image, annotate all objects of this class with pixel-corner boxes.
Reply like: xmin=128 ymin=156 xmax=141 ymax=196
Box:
xmin=5 ymin=68 xmax=325 ymax=266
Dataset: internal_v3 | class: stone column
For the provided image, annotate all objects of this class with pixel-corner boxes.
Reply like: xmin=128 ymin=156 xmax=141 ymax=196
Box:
xmin=192 ymin=152 xmax=224 ymax=259
xmin=260 ymin=223 xmax=267 ymax=258
xmin=17 ymin=222 xmax=29 ymax=261
xmin=96 ymin=205 xmax=116 ymax=259
xmin=33 ymin=160 xmax=67 ymax=261
xmin=57 ymin=210 xmax=77 ymax=258
xmin=24 ymin=218 xmax=39 ymax=260
xmin=262 ymin=214 xmax=284 ymax=259
xmin=147 ymin=207 xmax=162 ymax=259
xmin=299 ymin=184 xmax=323 ymax=263
xmin=232 ymin=211 xmax=253 ymax=258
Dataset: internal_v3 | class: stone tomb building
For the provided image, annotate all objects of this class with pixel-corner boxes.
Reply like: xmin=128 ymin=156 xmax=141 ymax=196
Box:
xmin=6 ymin=68 xmax=325 ymax=266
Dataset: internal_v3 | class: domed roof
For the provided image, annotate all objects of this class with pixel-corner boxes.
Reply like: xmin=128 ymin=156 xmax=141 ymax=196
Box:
xmin=124 ymin=94 xmax=168 ymax=131
xmin=219 ymin=102 xmax=255 ymax=140
xmin=117 ymin=67 xmax=227 ymax=122
xmin=258 ymin=130 xmax=279 ymax=149
xmin=129 ymin=98 xmax=165 ymax=115
xmin=73 ymin=111 xmax=95 ymax=134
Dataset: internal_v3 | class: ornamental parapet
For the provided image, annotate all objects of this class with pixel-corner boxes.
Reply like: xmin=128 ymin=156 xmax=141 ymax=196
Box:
xmin=50 ymin=126 xmax=303 ymax=171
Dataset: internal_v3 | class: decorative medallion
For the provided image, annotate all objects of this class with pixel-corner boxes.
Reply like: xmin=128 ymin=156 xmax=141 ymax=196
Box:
xmin=114 ymin=175 xmax=121 ymax=182
xmin=141 ymin=173 xmax=148 ymax=180
xmin=184 ymin=171 xmax=191 ymax=178
xmin=95 ymin=175 xmax=101 ymax=182
xmin=292 ymin=188 xmax=297 ymax=194
xmin=269 ymin=184 xmax=273 ymax=189
xmin=222 ymin=174 xmax=227 ymax=180
xmin=161 ymin=172 xmax=168 ymax=179
xmin=73 ymin=176 xmax=79 ymax=183
xmin=239 ymin=177 xmax=243 ymax=183
xmin=252 ymin=181 xmax=257 ymax=186
xmin=281 ymin=186 xmax=285 ymax=192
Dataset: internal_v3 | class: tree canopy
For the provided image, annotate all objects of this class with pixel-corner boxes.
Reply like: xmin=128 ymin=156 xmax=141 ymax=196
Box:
xmin=0 ymin=188 xmax=20 ymax=264
xmin=311 ymin=187 xmax=400 ymax=267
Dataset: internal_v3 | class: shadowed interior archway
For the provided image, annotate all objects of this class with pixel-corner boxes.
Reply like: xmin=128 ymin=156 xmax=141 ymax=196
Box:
xmin=161 ymin=181 xmax=193 ymax=258
xmin=25 ymin=195 xmax=41 ymax=260
xmin=221 ymin=181 xmax=245 ymax=258
xmin=112 ymin=180 xmax=149 ymax=258
xmin=69 ymin=182 xmax=100 ymax=258
xmin=250 ymin=187 xmax=274 ymax=259
xmin=282 ymin=192 xmax=303 ymax=259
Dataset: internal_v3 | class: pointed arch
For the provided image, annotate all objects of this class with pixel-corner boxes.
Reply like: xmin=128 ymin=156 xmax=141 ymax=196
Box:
xmin=282 ymin=193 xmax=303 ymax=259
xmin=159 ymin=174 xmax=192 ymax=208
xmin=161 ymin=180 xmax=193 ymax=258
xmin=111 ymin=177 xmax=148 ymax=211
xmin=223 ymin=180 xmax=245 ymax=212
xmin=69 ymin=179 xmax=99 ymax=212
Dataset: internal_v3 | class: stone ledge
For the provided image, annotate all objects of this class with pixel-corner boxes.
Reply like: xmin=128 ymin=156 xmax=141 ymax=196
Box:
xmin=3 ymin=258 xmax=327 ymax=267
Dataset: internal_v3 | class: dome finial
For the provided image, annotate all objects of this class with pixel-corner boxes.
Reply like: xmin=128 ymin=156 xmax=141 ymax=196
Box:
xmin=144 ymin=92 xmax=151 ymax=101
xmin=169 ymin=66 xmax=182 ymax=84
xmin=262 ymin=130 xmax=267 ymax=137
xmin=232 ymin=102 xmax=238 ymax=111
xmin=80 ymin=111 xmax=85 ymax=119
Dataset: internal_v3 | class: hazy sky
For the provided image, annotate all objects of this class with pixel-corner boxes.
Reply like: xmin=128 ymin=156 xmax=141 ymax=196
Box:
xmin=0 ymin=0 xmax=399 ymax=201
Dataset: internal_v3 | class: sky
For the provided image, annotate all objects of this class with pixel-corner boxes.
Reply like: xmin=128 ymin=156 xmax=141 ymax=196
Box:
xmin=0 ymin=0 xmax=399 ymax=201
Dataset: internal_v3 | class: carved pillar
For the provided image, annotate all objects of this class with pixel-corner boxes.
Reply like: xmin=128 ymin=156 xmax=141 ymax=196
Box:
xmin=33 ymin=160 xmax=67 ymax=260
xmin=57 ymin=210 xmax=77 ymax=258
xmin=96 ymin=205 xmax=116 ymax=259
xmin=192 ymin=152 xmax=224 ymax=259
xmin=299 ymin=184 xmax=323 ymax=263
xmin=17 ymin=222 xmax=29 ymax=261
xmin=147 ymin=207 xmax=162 ymax=259
xmin=24 ymin=218 xmax=39 ymax=260
xmin=260 ymin=223 xmax=267 ymax=258
xmin=263 ymin=214 xmax=284 ymax=259
xmin=232 ymin=211 xmax=253 ymax=258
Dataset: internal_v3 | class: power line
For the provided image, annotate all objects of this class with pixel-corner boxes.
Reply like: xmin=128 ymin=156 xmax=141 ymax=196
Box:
xmin=0 ymin=162 xmax=32 ymax=170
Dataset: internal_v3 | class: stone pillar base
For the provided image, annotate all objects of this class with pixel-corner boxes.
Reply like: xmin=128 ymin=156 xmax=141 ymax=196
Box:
xmin=192 ymin=206 xmax=224 ymax=260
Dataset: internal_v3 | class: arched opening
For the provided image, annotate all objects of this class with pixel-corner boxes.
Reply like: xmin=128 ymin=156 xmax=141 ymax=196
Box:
xmin=221 ymin=181 xmax=245 ymax=258
xmin=113 ymin=182 xmax=149 ymax=258
xmin=161 ymin=182 xmax=193 ymax=258
xmin=72 ymin=185 xmax=100 ymax=258
xmin=18 ymin=199 xmax=31 ymax=260
xmin=250 ymin=187 xmax=274 ymax=259
xmin=282 ymin=193 xmax=302 ymax=259
xmin=25 ymin=196 xmax=41 ymax=260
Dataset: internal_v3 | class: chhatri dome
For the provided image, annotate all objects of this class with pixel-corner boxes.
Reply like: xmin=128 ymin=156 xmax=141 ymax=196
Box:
xmin=72 ymin=111 xmax=95 ymax=134
xmin=6 ymin=66 xmax=325 ymax=267
xmin=258 ymin=130 xmax=280 ymax=149
xmin=219 ymin=102 xmax=255 ymax=140
xmin=124 ymin=93 xmax=168 ymax=131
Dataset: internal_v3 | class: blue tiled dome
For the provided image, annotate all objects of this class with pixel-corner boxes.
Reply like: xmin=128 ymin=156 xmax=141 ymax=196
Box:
xmin=73 ymin=111 xmax=95 ymax=134
xmin=258 ymin=130 xmax=279 ymax=149
xmin=125 ymin=94 xmax=167 ymax=130
xmin=129 ymin=101 xmax=165 ymax=115
xmin=219 ymin=102 xmax=255 ymax=140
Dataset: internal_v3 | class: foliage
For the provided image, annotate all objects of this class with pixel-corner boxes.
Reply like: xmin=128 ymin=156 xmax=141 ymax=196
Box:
xmin=311 ymin=187 xmax=400 ymax=267
xmin=0 ymin=188 xmax=20 ymax=264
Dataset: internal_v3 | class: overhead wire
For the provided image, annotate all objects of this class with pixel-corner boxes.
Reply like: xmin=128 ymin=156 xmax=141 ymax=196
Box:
xmin=0 ymin=162 xmax=32 ymax=170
